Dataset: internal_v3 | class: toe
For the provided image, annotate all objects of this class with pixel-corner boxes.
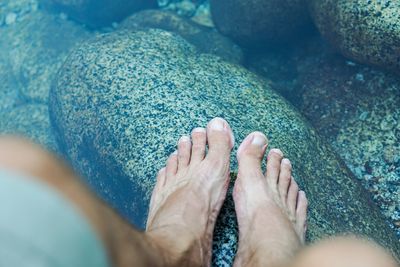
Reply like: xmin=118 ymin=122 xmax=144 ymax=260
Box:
xmin=296 ymin=190 xmax=308 ymax=241
xmin=287 ymin=177 xmax=299 ymax=216
xmin=191 ymin=127 xmax=207 ymax=163
xmin=206 ymin=117 xmax=234 ymax=163
xmin=237 ymin=132 xmax=268 ymax=177
xmin=166 ymin=151 xmax=178 ymax=180
xmin=156 ymin=167 xmax=167 ymax=187
xmin=278 ymin=158 xmax=292 ymax=200
xmin=177 ymin=135 xmax=191 ymax=170
xmin=150 ymin=167 xmax=166 ymax=212
xmin=265 ymin=149 xmax=284 ymax=185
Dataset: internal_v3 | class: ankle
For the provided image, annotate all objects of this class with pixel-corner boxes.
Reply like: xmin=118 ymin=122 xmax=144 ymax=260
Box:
xmin=146 ymin=226 xmax=204 ymax=267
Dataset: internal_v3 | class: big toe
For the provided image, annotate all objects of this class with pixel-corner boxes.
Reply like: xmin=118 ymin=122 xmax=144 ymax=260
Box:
xmin=237 ymin=132 xmax=268 ymax=177
xmin=205 ymin=117 xmax=234 ymax=163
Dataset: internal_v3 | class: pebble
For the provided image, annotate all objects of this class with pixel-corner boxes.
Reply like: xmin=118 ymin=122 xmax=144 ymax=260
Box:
xmin=5 ymin=12 xmax=17 ymax=25
xmin=355 ymin=73 xmax=365 ymax=82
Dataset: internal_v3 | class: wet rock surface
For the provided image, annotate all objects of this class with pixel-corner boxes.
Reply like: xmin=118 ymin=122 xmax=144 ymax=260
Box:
xmin=298 ymin=50 xmax=400 ymax=238
xmin=50 ymin=29 xmax=400 ymax=265
xmin=0 ymin=104 xmax=58 ymax=152
xmin=40 ymin=0 xmax=158 ymax=28
xmin=247 ymin=36 xmax=400 ymax=238
xmin=0 ymin=3 xmax=91 ymax=103
xmin=119 ymin=9 xmax=243 ymax=64
xmin=210 ymin=0 xmax=314 ymax=48
xmin=159 ymin=0 xmax=213 ymax=27
xmin=0 ymin=58 xmax=21 ymax=112
xmin=308 ymin=0 xmax=400 ymax=74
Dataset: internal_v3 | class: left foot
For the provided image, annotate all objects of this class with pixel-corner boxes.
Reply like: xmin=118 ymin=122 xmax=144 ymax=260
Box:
xmin=233 ymin=132 xmax=308 ymax=267
xmin=145 ymin=118 xmax=235 ymax=266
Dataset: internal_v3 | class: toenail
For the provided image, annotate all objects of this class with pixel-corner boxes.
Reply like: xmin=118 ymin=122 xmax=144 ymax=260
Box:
xmin=192 ymin=127 xmax=206 ymax=133
xmin=210 ymin=118 xmax=225 ymax=131
xmin=270 ymin=148 xmax=283 ymax=156
xmin=282 ymin=158 xmax=291 ymax=166
xmin=251 ymin=133 xmax=267 ymax=147
xmin=179 ymin=136 xmax=190 ymax=143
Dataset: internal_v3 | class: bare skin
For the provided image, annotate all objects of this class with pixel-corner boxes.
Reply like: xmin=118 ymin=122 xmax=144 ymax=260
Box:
xmin=0 ymin=136 xmax=163 ymax=267
xmin=292 ymin=236 xmax=399 ymax=267
xmin=0 ymin=119 xmax=398 ymax=267
xmin=233 ymin=131 xmax=308 ymax=267
xmin=146 ymin=117 xmax=235 ymax=266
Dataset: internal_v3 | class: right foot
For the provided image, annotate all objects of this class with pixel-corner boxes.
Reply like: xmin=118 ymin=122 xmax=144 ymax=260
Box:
xmin=145 ymin=118 xmax=234 ymax=266
xmin=233 ymin=132 xmax=308 ymax=267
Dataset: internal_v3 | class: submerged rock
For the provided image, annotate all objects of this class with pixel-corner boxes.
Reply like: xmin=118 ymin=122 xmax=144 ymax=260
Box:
xmin=247 ymin=36 xmax=400 ymax=238
xmin=308 ymin=0 xmax=400 ymax=74
xmin=209 ymin=0 xmax=313 ymax=48
xmin=119 ymin=10 xmax=243 ymax=64
xmin=50 ymin=29 xmax=400 ymax=265
xmin=297 ymin=49 xmax=400 ymax=238
xmin=0 ymin=9 xmax=91 ymax=103
xmin=0 ymin=104 xmax=58 ymax=152
xmin=40 ymin=0 xmax=158 ymax=28
xmin=0 ymin=58 xmax=21 ymax=112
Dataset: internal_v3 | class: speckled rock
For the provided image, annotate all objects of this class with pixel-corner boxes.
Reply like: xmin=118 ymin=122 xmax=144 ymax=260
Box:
xmin=0 ymin=104 xmax=58 ymax=152
xmin=0 ymin=58 xmax=21 ymax=112
xmin=119 ymin=10 xmax=243 ymax=64
xmin=248 ymin=36 xmax=400 ymax=239
xmin=210 ymin=0 xmax=314 ymax=48
xmin=49 ymin=29 xmax=400 ymax=265
xmin=40 ymin=0 xmax=157 ymax=28
xmin=0 ymin=9 xmax=91 ymax=103
xmin=0 ymin=0 xmax=39 ymax=26
xmin=159 ymin=0 xmax=213 ymax=27
xmin=308 ymin=0 xmax=400 ymax=74
xmin=296 ymin=48 xmax=400 ymax=238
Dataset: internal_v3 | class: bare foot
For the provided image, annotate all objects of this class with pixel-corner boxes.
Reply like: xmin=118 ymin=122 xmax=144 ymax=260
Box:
xmin=145 ymin=118 xmax=235 ymax=266
xmin=233 ymin=132 xmax=308 ymax=267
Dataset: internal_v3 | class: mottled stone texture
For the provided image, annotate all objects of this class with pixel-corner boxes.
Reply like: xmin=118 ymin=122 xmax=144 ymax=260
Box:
xmin=247 ymin=36 xmax=400 ymax=239
xmin=0 ymin=58 xmax=21 ymax=112
xmin=0 ymin=104 xmax=58 ymax=152
xmin=297 ymin=48 xmax=400 ymax=238
xmin=40 ymin=0 xmax=157 ymax=28
xmin=119 ymin=10 xmax=243 ymax=64
xmin=49 ymin=29 xmax=400 ymax=265
xmin=308 ymin=0 xmax=400 ymax=74
xmin=0 ymin=9 xmax=90 ymax=103
xmin=210 ymin=0 xmax=313 ymax=48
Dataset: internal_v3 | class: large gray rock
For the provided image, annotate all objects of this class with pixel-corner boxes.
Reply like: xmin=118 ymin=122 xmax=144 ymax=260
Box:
xmin=40 ymin=0 xmax=157 ymax=28
xmin=210 ymin=0 xmax=313 ymax=48
xmin=296 ymin=47 xmax=400 ymax=238
xmin=0 ymin=104 xmax=57 ymax=152
xmin=247 ymin=36 xmax=400 ymax=238
xmin=308 ymin=0 xmax=400 ymax=74
xmin=49 ymin=29 xmax=400 ymax=265
xmin=0 ymin=8 xmax=91 ymax=103
xmin=119 ymin=9 xmax=243 ymax=64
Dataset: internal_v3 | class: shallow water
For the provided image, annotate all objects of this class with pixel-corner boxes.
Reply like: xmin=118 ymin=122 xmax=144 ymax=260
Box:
xmin=0 ymin=0 xmax=399 ymax=265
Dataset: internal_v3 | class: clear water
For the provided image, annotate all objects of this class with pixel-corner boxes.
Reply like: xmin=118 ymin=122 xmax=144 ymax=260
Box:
xmin=0 ymin=0 xmax=399 ymax=265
